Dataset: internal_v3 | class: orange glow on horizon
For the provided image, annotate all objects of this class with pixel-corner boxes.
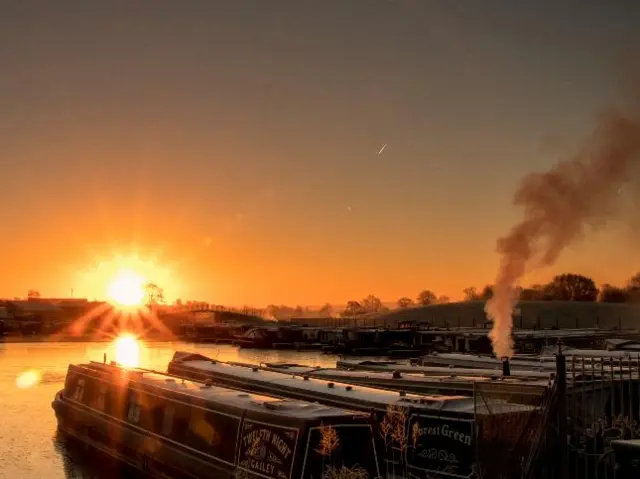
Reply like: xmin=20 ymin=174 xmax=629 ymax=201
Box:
xmin=75 ymin=252 xmax=179 ymax=304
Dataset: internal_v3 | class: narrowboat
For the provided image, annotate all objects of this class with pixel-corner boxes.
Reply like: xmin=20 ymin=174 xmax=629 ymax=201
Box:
xmin=52 ymin=360 xmax=381 ymax=478
xmin=212 ymin=359 xmax=551 ymax=402
xmin=169 ymin=352 xmax=544 ymax=478
xmin=336 ymin=358 xmax=555 ymax=378
xmin=233 ymin=327 xmax=305 ymax=349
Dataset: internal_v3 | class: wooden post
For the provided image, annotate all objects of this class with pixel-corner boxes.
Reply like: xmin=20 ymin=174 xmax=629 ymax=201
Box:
xmin=556 ymin=345 xmax=568 ymax=478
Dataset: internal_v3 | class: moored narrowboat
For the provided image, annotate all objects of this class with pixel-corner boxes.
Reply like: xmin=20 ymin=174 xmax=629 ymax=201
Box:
xmin=169 ymin=352 xmax=544 ymax=478
xmin=52 ymin=360 xmax=381 ymax=478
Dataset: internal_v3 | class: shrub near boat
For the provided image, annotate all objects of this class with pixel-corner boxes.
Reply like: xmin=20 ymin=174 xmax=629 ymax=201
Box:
xmin=51 ymin=360 xmax=381 ymax=478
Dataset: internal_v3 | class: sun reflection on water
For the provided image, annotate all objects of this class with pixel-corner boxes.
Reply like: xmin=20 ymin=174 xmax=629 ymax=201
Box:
xmin=15 ymin=370 xmax=41 ymax=389
xmin=113 ymin=334 xmax=141 ymax=368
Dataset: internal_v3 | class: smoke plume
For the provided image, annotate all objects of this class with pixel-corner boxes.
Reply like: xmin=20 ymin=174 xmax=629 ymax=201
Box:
xmin=485 ymin=98 xmax=640 ymax=358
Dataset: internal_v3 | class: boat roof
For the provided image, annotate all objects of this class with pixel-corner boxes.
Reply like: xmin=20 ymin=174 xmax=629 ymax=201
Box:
xmin=413 ymin=328 xmax=633 ymax=339
xmin=77 ymin=362 xmax=367 ymax=421
xmin=170 ymin=355 xmax=543 ymax=415
xmin=337 ymin=358 xmax=554 ymax=378
xmin=174 ymin=358 xmax=474 ymax=411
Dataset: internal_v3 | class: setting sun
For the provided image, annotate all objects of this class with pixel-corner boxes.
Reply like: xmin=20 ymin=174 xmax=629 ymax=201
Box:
xmin=107 ymin=269 xmax=146 ymax=307
xmin=113 ymin=335 xmax=141 ymax=368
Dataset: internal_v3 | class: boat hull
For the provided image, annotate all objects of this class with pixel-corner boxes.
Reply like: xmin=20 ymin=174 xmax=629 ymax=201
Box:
xmin=52 ymin=390 xmax=237 ymax=479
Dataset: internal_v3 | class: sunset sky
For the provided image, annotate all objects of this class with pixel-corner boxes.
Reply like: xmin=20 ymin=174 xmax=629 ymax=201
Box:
xmin=2 ymin=1 xmax=640 ymax=306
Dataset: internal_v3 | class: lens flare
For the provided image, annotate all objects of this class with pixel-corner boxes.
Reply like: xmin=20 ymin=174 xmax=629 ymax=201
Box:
xmin=113 ymin=334 xmax=140 ymax=368
xmin=107 ymin=269 xmax=146 ymax=307
xmin=16 ymin=370 xmax=41 ymax=389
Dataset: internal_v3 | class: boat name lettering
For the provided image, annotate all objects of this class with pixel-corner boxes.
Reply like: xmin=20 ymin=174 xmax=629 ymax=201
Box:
xmin=242 ymin=428 xmax=292 ymax=459
xmin=419 ymin=424 xmax=472 ymax=446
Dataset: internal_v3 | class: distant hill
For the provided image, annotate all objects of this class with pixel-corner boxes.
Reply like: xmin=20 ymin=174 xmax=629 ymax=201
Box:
xmin=357 ymin=301 xmax=640 ymax=330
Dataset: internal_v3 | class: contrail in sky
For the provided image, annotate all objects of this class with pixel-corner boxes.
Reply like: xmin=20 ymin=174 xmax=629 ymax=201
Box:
xmin=378 ymin=144 xmax=387 ymax=155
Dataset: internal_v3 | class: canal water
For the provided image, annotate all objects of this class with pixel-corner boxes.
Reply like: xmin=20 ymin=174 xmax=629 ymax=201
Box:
xmin=0 ymin=341 xmax=338 ymax=479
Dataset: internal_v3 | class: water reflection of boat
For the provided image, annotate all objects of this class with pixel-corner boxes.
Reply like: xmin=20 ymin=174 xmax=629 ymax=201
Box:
xmin=53 ymin=429 xmax=145 ymax=479
xmin=52 ymin=360 xmax=381 ymax=478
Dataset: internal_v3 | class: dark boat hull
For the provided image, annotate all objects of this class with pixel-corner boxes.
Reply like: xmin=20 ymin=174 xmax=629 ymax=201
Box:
xmin=53 ymin=362 xmax=382 ymax=479
xmin=52 ymin=391 xmax=234 ymax=478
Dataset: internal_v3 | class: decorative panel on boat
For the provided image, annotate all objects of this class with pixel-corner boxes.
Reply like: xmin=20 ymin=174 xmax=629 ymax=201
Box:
xmin=406 ymin=414 xmax=475 ymax=478
xmin=237 ymin=419 xmax=298 ymax=479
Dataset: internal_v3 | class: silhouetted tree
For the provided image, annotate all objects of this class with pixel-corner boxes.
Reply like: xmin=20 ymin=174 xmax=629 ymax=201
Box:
xmin=145 ymin=282 xmax=165 ymax=305
xmin=416 ymin=290 xmax=437 ymax=306
xmin=598 ymin=284 xmax=628 ymax=303
xmin=479 ymin=285 xmax=494 ymax=300
xmin=174 ymin=298 xmax=183 ymax=308
xmin=397 ymin=297 xmax=414 ymax=309
xmin=544 ymin=274 xmax=598 ymax=301
xmin=27 ymin=289 xmax=41 ymax=299
xmin=437 ymin=295 xmax=450 ymax=304
xmin=343 ymin=301 xmax=365 ymax=316
xmin=318 ymin=303 xmax=333 ymax=316
xmin=362 ymin=295 xmax=384 ymax=313
xmin=294 ymin=305 xmax=305 ymax=316
xmin=519 ymin=284 xmax=545 ymax=301
xmin=625 ymin=272 xmax=640 ymax=301
xmin=462 ymin=287 xmax=480 ymax=301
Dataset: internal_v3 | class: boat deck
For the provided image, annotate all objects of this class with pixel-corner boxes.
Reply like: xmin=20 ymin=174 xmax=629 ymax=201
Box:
xmin=83 ymin=362 xmax=365 ymax=420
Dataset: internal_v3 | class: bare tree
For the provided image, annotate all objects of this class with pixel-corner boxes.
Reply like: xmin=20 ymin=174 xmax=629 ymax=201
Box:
xmin=479 ymin=285 xmax=494 ymax=300
xmin=544 ymin=273 xmax=598 ymax=301
xmin=362 ymin=294 xmax=384 ymax=313
xmin=599 ymin=284 xmax=628 ymax=303
xmin=397 ymin=297 xmax=414 ymax=309
xmin=462 ymin=287 xmax=480 ymax=301
xmin=145 ymin=282 xmax=165 ymax=305
xmin=416 ymin=290 xmax=437 ymax=306
xmin=342 ymin=301 xmax=365 ymax=317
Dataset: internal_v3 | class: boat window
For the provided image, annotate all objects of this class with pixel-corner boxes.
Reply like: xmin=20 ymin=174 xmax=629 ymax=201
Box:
xmin=95 ymin=384 xmax=108 ymax=411
xmin=127 ymin=391 xmax=141 ymax=424
xmin=162 ymin=405 xmax=175 ymax=436
xmin=73 ymin=378 xmax=86 ymax=402
xmin=303 ymin=425 xmax=379 ymax=479
xmin=168 ymin=404 xmax=191 ymax=443
xmin=185 ymin=409 xmax=240 ymax=463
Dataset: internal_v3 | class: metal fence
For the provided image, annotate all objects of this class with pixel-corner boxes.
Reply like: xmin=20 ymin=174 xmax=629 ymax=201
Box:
xmin=563 ymin=353 xmax=640 ymax=479
xmin=472 ymin=379 xmax=554 ymax=479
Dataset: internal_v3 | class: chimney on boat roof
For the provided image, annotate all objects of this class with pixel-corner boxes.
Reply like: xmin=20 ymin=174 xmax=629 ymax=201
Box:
xmin=502 ymin=357 xmax=511 ymax=377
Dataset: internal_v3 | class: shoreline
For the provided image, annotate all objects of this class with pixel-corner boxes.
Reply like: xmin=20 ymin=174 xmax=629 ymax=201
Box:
xmin=0 ymin=335 xmax=180 ymax=344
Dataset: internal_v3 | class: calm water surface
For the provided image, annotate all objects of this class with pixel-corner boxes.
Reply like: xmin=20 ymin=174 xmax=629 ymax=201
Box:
xmin=0 ymin=341 xmax=338 ymax=479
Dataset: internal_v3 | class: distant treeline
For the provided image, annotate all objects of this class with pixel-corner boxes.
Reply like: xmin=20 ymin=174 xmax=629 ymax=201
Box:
xmin=169 ymin=272 xmax=640 ymax=321
xmin=17 ymin=272 xmax=639 ymax=323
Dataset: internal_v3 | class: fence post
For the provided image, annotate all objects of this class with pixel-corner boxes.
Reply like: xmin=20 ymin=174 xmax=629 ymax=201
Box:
xmin=556 ymin=347 xmax=568 ymax=478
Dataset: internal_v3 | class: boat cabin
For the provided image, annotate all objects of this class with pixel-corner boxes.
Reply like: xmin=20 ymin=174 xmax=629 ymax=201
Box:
xmin=52 ymin=361 xmax=380 ymax=479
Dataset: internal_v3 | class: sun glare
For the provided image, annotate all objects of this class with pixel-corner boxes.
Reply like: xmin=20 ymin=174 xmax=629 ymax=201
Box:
xmin=16 ymin=370 xmax=41 ymax=389
xmin=113 ymin=335 xmax=141 ymax=368
xmin=107 ymin=269 xmax=146 ymax=307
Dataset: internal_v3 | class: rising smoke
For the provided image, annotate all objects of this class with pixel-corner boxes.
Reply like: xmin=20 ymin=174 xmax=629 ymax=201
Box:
xmin=485 ymin=94 xmax=640 ymax=358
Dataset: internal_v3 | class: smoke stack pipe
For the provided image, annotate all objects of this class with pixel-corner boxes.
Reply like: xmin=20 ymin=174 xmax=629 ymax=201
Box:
xmin=502 ymin=357 xmax=511 ymax=377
